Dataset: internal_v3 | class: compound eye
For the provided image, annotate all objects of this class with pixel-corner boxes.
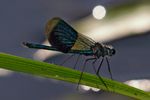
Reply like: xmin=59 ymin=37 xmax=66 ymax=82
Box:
xmin=111 ymin=49 xmax=116 ymax=55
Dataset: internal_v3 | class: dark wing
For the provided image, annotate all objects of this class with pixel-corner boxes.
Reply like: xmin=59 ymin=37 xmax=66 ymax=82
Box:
xmin=45 ymin=17 xmax=96 ymax=53
xmin=45 ymin=17 xmax=78 ymax=53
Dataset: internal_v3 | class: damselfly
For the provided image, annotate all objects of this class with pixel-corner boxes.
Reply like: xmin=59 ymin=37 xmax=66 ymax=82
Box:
xmin=23 ymin=17 xmax=116 ymax=89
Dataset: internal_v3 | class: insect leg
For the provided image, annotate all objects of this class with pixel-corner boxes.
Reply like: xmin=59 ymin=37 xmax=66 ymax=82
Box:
xmin=96 ymin=58 xmax=104 ymax=75
xmin=92 ymin=59 xmax=97 ymax=73
xmin=106 ymin=57 xmax=113 ymax=80
xmin=96 ymin=58 xmax=108 ymax=90
xmin=73 ymin=54 xmax=81 ymax=69
xmin=92 ymin=58 xmax=103 ymax=89
xmin=77 ymin=57 xmax=96 ymax=90
xmin=60 ymin=54 xmax=74 ymax=65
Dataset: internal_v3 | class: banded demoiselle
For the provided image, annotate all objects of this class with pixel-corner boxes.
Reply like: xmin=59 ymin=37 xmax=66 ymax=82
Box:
xmin=23 ymin=17 xmax=116 ymax=89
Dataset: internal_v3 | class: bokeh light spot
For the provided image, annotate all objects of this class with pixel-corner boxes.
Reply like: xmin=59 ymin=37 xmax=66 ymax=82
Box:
xmin=92 ymin=5 xmax=106 ymax=20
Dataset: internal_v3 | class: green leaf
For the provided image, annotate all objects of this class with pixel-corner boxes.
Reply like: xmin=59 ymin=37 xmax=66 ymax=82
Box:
xmin=0 ymin=53 xmax=149 ymax=99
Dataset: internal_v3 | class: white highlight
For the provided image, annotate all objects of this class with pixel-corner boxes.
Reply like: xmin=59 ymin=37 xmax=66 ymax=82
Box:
xmin=125 ymin=79 xmax=150 ymax=92
xmin=80 ymin=85 xmax=100 ymax=92
xmin=0 ymin=68 xmax=12 ymax=76
xmin=92 ymin=5 xmax=106 ymax=20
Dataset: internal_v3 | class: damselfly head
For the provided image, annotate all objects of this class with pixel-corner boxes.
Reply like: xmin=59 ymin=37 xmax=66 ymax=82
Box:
xmin=106 ymin=45 xmax=116 ymax=56
xmin=110 ymin=48 xmax=116 ymax=56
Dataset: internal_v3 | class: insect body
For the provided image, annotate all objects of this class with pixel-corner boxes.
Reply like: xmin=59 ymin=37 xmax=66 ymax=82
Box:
xmin=23 ymin=17 xmax=116 ymax=89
